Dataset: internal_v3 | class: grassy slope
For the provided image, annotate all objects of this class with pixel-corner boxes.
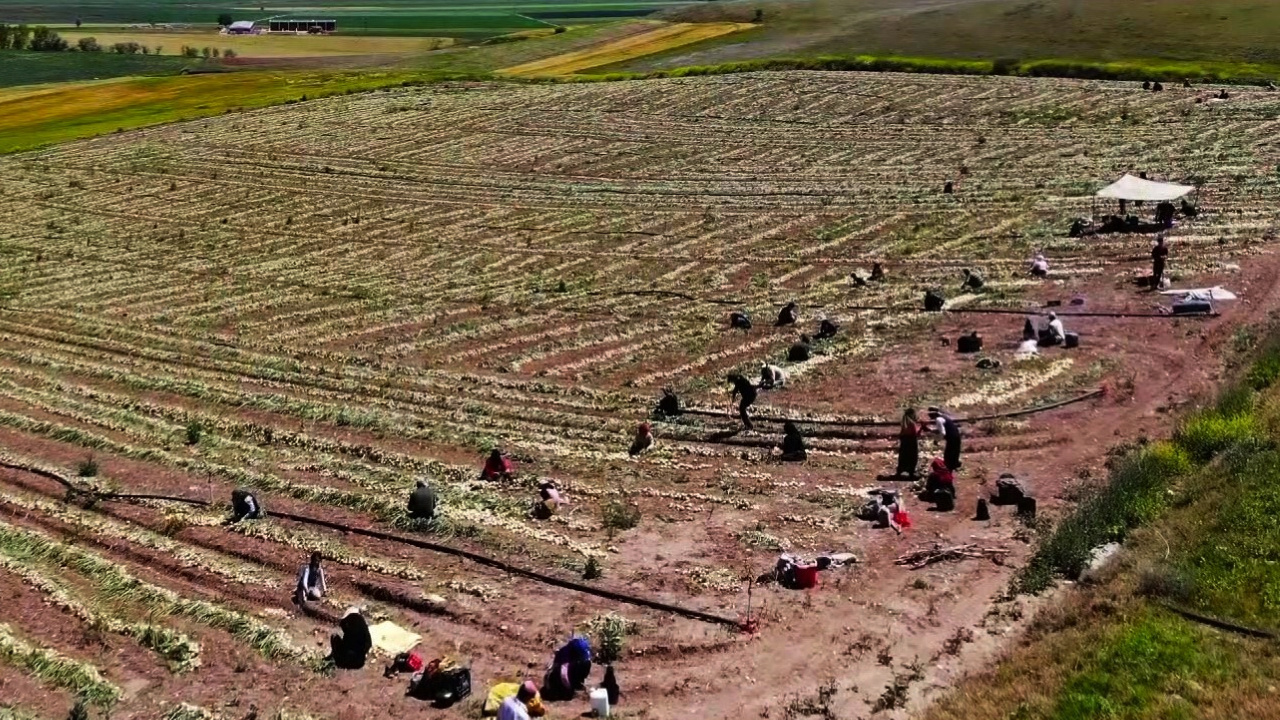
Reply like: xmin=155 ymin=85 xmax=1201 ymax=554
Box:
xmin=924 ymin=336 xmax=1280 ymax=720
xmin=604 ymin=0 xmax=1280 ymax=76
xmin=0 ymin=49 xmax=198 ymax=87
xmin=0 ymin=70 xmax=476 ymax=153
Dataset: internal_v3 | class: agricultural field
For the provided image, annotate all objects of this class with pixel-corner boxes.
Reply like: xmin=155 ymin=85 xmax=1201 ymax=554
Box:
xmin=0 ymin=70 xmax=1278 ymax=719
xmin=58 ymin=30 xmax=454 ymax=58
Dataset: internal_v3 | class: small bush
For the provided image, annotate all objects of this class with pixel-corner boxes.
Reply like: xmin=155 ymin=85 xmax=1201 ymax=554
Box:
xmin=583 ymin=613 xmax=633 ymax=663
xmin=77 ymin=37 xmax=101 ymax=52
xmin=1175 ymin=411 xmax=1259 ymax=463
xmin=223 ymin=48 xmax=237 ymax=58
xmin=77 ymin=455 xmax=98 ymax=477
xmin=185 ymin=421 xmax=203 ymax=445
xmin=583 ymin=556 xmax=602 ymax=580
xmin=601 ymin=500 xmax=640 ymax=535
xmin=1136 ymin=565 xmax=1193 ymax=603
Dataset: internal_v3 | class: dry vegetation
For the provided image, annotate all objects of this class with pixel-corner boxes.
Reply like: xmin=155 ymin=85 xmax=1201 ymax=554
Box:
xmin=0 ymin=71 xmax=1277 ymax=718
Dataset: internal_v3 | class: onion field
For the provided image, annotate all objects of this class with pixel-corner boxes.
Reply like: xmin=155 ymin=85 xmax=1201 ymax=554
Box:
xmin=0 ymin=71 xmax=1276 ymax=718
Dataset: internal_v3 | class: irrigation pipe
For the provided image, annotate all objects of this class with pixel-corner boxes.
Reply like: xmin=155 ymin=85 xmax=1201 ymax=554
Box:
xmin=677 ymin=388 xmax=1105 ymax=430
xmin=1159 ymin=601 xmax=1276 ymax=640
xmin=0 ymin=459 xmax=745 ymax=630
xmin=845 ymin=304 xmax=1220 ymax=319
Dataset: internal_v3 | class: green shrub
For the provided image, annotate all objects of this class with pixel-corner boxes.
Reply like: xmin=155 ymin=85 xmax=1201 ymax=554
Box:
xmin=76 ymin=455 xmax=98 ymax=477
xmin=1175 ymin=411 xmax=1259 ymax=463
xmin=601 ymin=500 xmax=640 ymax=535
xmin=184 ymin=421 xmax=203 ymax=446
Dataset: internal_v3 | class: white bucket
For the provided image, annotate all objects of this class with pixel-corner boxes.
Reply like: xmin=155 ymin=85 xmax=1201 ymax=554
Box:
xmin=589 ymin=688 xmax=610 ymax=718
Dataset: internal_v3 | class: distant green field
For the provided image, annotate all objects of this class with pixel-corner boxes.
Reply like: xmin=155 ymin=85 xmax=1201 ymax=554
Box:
xmin=0 ymin=49 xmax=198 ymax=87
xmin=0 ymin=0 xmax=684 ymax=37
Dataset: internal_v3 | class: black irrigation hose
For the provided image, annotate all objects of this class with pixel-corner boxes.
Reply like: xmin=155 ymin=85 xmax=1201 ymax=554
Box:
xmin=1159 ymin=601 xmax=1277 ymax=640
xmin=0 ymin=460 xmax=745 ymax=630
xmin=678 ymin=388 xmax=1105 ymax=430
xmin=845 ymin=304 xmax=1220 ymax=319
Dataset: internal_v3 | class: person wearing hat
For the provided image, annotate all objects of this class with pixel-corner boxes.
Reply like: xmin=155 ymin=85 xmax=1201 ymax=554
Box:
xmin=928 ymin=407 xmax=962 ymax=471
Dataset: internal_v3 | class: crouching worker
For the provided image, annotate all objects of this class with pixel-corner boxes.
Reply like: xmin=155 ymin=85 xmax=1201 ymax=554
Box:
xmin=655 ymin=388 xmax=681 ymax=417
xmin=533 ymin=480 xmax=567 ymax=520
xmin=294 ymin=551 xmax=327 ymax=605
xmin=329 ymin=607 xmax=372 ymax=670
xmin=921 ymin=458 xmax=956 ymax=511
xmin=407 ymin=479 xmax=438 ymax=521
xmin=788 ymin=335 xmax=812 ymax=362
xmin=229 ymin=488 xmax=263 ymax=523
xmin=485 ymin=681 xmax=546 ymax=719
xmin=760 ymin=362 xmax=787 ymax=389
xmin=628 ymin=422 xmax=654 ymax=457
xmin=1030 ymin=254 xmax=1049 ymax=279
xmin=542 ymin=637 xmax=592 ymax=701
xmin=779 ymin=421 xmax=807 ymax=462
xmin=481 ymin=449 xmax=515 ymax=481
xmin=1038 ymin=312 xmax=1065 ymax=347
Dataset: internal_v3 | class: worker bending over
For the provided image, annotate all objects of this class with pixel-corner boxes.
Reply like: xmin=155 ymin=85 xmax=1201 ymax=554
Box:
xmin=760 ymin=363 xmax=787 ymax=389
xmin=727 ymin=374 xmax=758 ymax=431
xmin=407 ymin=479 xmax=438 ymax=521
xmin=229 ymin=488 xmax=263 ymax=523
xmin=628 ymin=422 xmax=654 ymax=456
xmin=1030 ymin=254 xmax=1049 ymax=278
xmin=928 ymin=407 xmax=962 ymax=470
xmin=961 ymin=269 xmax=985 ymax=290
xmin=330 ymin=607 xmax=373 ymax=670
xmin=780 ymin=421 xmax=807 ymax=462
xmin=482 ymin=449 xmax=515 ymax=481
xmin=776 ymin=302 xmax=799 ymax=327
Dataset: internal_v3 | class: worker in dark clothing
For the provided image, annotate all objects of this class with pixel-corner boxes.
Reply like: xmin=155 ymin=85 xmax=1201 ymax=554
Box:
xmin=896 ymin=408 xmax=922 ymax=479
xmin=870 ymin=262 xmax=885 ymax=281
xmin=928 ymin=407 xmax=962 ymax=471
xmin=779 ymin=421 xmax=807 ymax=462
xmin=330 ymin=608 xmax=373 ymax=670
xmin=775 ymin=302 xmax=799 ymax=327
xmin=407 ymin=480 xmax=438 ymax=521
xmin=815 ymin=318 xmax=839 ymax=340
xmin=230 ymin=488 xmax=263 ymax=522
xmin=1156 ymin=201 xmax=1175 ymax=228
xmin=729 ymin=311 xmax=752 ymax=331
xmin=961 ymin=269 xmax=985 ymax=291
xmin=1152 ymin=234 xmax=1169 ymax=289
xmin=924 ymin=290 xmax=945 ymax=311
xmin=656 ymin=388 xmax=681 ymax=417
xmin=788 ymin=335 xmax=812 ymax=362
xmin=727 ymin=374 xmax=758 ymax=431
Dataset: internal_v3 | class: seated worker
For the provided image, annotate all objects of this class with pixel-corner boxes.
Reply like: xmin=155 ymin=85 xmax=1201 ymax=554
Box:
xmin=230 ymin=488 xmax=263 ymax=522
xmin=655 ymin=388 xmax=681 ymax=417
xmin=542 ymin=638 xmax=592 ymax=702
xmin=628 ymin=422 xmax=654 ymax=457
xmin=870 ymin=262 xmax=885 ymax=281
xmin=961 ymin=268 xmax=985 ymax=290
xmin=407 ymin=479 xmax=438 ymax=521
xmin=759 ymin=363 xmax=788 ymax=390
xmin=294 ymin=551 xmax=327 ymax=605
xmin=1038 ymin=312 xmax=1065 ymax=346
xmin=485 ymin=681 xmax=546 ymax=719
xmin=536 ymin=480 xmax=566 ymax=517
xmin=330 ymin=607 xmax=373 ymax=670
xmin=921 ymin=458 xmax=956 ymax=511
xmin=779 ymin=421 xmax=807 ymax=462
xmin=815 ymin=318 xmax=839 ymax=340
xmin=775 ymin=302 xmax=799 ymax=327
xmin=729 ymin=311 xmax=752 ymax=331
xmin=1029 ymin=254 xmax=1049 ymax=278
xmin=787 ymin=335 xmax=812 ymax=362
xmin=481 ymin=449 xmax=515 ymax=481
xmin=923 ymin=290 xmax=945 ymax=312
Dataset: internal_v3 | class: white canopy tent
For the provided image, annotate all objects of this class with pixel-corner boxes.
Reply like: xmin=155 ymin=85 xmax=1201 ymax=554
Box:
xmin=1096 ymin=174 xmax=1195 ymax=202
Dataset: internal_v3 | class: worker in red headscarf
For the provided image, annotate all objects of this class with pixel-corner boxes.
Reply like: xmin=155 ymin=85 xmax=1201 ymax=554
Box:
xmin=922 ymin=457 xmax=956 ymax=511
xmin=481 ymin=449 xmax=515 ymax=481
xmin=629 ymin=422 xmax=654 ymax=456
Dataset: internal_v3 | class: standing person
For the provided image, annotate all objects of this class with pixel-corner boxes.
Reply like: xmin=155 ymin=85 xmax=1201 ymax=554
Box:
xmin=294 ymin=551 xmax=327 ymax=605
xmin=727 ymin=374 xmax=758 ymax=431
xmin=407 ymin=479 xmax=438 ymax=520
xmin=896 ymin=408 xmax=922 ymax=479
xmin=481 ymin=449 xmax=515 ymax=481
xmin=1151 ymin=234 xmax=1170 ymax=289
xmin=928 ymin=407 xmax=962 ymax=471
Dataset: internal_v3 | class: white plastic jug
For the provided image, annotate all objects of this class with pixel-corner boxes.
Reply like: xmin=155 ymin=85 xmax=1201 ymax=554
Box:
xmin=589 ymin=688 xmax=611 ymax=718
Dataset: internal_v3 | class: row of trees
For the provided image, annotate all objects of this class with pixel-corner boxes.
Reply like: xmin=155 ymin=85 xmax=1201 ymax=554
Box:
xmin=0 ymin=25 xmax=69 ymax=51
xmin=180 ymin=45 xmax=238 ymax=58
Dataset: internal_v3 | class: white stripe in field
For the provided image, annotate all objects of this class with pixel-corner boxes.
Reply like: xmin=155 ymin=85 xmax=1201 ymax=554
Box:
xmin=946 ymin=358 xmax=1074 ymax=408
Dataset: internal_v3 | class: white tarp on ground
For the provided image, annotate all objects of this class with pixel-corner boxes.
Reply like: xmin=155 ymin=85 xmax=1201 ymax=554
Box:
xmin=1160 ymin=286 xmax=1238 ymax=301
xmin=368 ymin=621 xmax=421 ymax=656
xmin=1096 ymin=174 xmax=1195 ymax=202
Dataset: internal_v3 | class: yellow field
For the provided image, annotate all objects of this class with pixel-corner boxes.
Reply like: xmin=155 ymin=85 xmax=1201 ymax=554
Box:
xmin=60 ymin=31 xmax=453 ymax=58
xmin=497 ymin=21 xmax=752 ymax=77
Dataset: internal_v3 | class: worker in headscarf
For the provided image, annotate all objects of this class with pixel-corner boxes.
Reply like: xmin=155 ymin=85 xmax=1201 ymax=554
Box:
xmin=922 ymin=457 xmax=956 ymax=511
xmin=481 ymin=449 xmax=515 ymax=481
xmin=815 ymin=318 xmax=839 ymax=340
xmin=229 ymin=488 xmax=263 ymax=522
xmin=1152 ymin=234 xmax=1169 ymax=289
xmin=543 ymin=637 xmax=593 ymax=701
xmin=787 ymin=335 xmax=812 ymax=362
xmin=759 ymin=362 xmax=787 ymax=389
xmin=656 ymin=388 xmax=681 ymax=417
xmin=488 ymin=680 xmax=545 ymax=719
xmin=727 ymin=374 xmax=758 ymax=431
xmin=628 ymin=422 xmax=654 ymax=456
xmin=775 ymin=302 xmax=799 ymax=327
xmin=1041 ymin=312 xmax=1066 ymax=346
xmin=896 ymin=408 xmax=922 ymax=479
xmin=779 ymin=421 xmax=807 ymax=462
xmin=729 ymin=311 xmax=752 ymax=331
xmin=1030 ymin=254 xmax=1049 ymax=278
xmin=870 ymin=262 xmax=885 ymax=281
xmin=294 ymin=551 xmax=327 ymax=605
xmin=329 ymin=607 xmax=373 ymax=670
xmin=927 ymin=407 xmax=962 ymax=471
xmin=407 ymin=479 xmax=438 ymax=520
xmin=961 ymin=268 xmax=985 ymax=290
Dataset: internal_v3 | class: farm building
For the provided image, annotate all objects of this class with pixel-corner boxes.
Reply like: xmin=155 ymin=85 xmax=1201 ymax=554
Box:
xmin=268 ymin=19 xmax=337 ymax=33
xmin=226 ymin=20 xmax=257 ymax=34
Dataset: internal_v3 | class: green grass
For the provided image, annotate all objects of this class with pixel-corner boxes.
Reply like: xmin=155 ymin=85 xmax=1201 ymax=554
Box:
xmin=0 ymin=49 xmax=199 ymax=87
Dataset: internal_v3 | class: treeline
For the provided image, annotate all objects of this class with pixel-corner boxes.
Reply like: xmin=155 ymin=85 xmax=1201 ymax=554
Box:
xmin=0 ymin=24 xmax=237 ymax=58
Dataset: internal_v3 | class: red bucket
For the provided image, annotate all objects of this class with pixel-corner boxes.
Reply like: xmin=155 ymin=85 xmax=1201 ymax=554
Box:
xmin=794 ymin=564 xmax=819 ymax=589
